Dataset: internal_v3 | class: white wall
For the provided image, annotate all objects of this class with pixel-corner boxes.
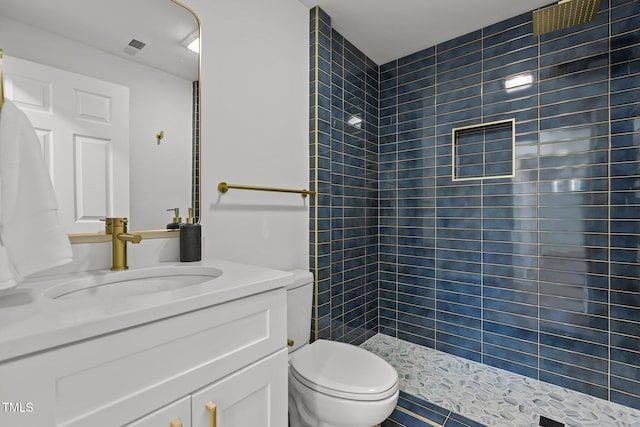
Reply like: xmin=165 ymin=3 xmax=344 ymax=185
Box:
xmin=0 ymin=15 xmax=192 ymax=231
xmin=182 ymin=0 xmax=310 ymax=271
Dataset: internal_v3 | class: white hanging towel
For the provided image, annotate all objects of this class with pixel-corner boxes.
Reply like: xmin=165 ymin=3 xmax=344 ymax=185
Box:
xmin=0 ymin=99 xmax=73 ymax=290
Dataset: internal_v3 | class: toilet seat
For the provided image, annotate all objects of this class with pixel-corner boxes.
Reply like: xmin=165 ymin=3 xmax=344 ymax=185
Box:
xmin=289 ymin=340 xmax=398 ymax=401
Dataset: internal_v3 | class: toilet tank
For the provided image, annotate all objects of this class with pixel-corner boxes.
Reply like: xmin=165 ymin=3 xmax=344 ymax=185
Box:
xmin=287 ymin=270 xmax=314 ymax=352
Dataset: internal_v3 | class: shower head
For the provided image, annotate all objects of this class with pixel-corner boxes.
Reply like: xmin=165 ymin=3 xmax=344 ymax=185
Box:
xmin=532 ymin=0 xmax=600 ymax=36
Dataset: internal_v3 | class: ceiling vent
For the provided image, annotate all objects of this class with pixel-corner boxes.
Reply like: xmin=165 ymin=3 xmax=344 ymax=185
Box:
xmin=123 ymin=38 xmax=147 ymax=56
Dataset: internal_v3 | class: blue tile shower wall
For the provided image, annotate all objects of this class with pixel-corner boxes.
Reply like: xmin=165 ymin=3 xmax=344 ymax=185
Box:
xmin=310 ymin=7 xmax=379 ymax=344
xmin=311 ymin=0 xmax=640 ymax=410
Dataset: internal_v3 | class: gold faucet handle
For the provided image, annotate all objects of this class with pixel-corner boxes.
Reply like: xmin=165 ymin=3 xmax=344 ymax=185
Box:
xmin=118 ymin=233 xmax=142 ymax=244
xmin=104 ymin=218 xmax=113 ymax=234
xmin=104 ymin=217 xmax=129 ymax=234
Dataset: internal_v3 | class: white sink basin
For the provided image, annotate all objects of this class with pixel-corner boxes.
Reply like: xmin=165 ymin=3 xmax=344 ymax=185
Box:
xmin=43 ymin=266 xmax=222 ymax=300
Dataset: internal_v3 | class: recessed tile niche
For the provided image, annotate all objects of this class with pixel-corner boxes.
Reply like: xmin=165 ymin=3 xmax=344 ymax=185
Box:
xmin=452 ymin=119 xmax=515 ymax=181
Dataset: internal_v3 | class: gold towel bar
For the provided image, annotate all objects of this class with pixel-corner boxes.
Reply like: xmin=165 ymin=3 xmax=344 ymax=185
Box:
xmin=0 ymin=48 xmax=4 ymax=109
xmin=217 ymin=182 xmax=316 ymax=198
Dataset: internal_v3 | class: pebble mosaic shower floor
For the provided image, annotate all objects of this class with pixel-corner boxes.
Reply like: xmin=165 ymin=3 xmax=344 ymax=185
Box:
xmin=361 ymin=334 xmax=640 ymax=427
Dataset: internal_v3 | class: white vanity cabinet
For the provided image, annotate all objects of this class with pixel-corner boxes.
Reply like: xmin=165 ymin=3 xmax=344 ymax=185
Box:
xmin=124 ymin=348 xmax=287 ymax=427
xmin=191 ymin=349 xmax=287 ymax=427
xmin=125 ymin=396 xmax=191 ymax=427
xmin=0 ymin=287 xmax=287 ymax=427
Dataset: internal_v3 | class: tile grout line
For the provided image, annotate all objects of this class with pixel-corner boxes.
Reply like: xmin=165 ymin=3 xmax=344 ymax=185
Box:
xmin=480 ymin=25 xmax=485 ymax=365
xmin=395 ymin=405 xmax=445 ymax=427
xmin=434 ymin=44 xmax=439 ymax=351
xmin=535 ymin=15 xmax=542 ymax=382
xmin=606 ymin=0 xmax=612 ymax=403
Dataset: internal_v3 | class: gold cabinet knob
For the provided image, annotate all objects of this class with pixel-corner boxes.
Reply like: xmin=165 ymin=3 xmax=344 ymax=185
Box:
xmin=170 ymin=420 xmax=183 ymax=427
xmin=287 ymin=339 xmax=295 ymax=347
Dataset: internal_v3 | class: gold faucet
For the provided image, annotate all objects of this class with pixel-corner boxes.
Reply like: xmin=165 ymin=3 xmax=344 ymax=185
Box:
xmin=105 ymin=218 xmax=142 ymax=271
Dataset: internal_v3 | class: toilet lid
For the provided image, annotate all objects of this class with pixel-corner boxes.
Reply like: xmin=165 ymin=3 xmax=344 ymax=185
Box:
xmin=290 ymin=340 xmax=398 ymax=400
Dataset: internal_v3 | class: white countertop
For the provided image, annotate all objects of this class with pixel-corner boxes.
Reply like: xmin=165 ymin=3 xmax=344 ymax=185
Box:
xmin=0 ymin=259 xmax=293 ymax=363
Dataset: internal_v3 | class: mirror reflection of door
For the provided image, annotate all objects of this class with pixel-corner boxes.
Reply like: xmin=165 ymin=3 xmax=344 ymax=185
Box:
xmin=0 ymin=0 xmax=199 ymax=232
xmin=4 ymin=56 xmax=130 ymax=234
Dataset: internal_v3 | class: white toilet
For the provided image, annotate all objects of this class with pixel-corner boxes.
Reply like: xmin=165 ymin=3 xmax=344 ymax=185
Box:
xmin=287 ymin=270 xmax=399 ymax=427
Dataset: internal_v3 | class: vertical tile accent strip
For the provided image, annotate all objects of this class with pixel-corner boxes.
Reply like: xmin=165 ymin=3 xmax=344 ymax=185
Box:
xmin=310 ymin=6 xmax=320 ymax=341
xmin=607 ymin=2 xmax=612 ymax=402
xmin=310 ymin=7 xmax=337 ymax=341
xmin=313 ymin=7 xmax=319 ymax=342
xmin=191 ymin=80 xmax=200 ymax=222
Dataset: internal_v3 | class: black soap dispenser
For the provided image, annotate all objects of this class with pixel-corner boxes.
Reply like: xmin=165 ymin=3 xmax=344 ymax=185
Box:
xmin=180 ymin=208 xmax=201 ymax=262
xmin=166 ymin=208 xmax=183 ymax=230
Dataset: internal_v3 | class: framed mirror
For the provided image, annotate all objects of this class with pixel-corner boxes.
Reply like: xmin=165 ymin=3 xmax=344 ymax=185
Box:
xmin=0 ymin=0 xmax=200 ymax=234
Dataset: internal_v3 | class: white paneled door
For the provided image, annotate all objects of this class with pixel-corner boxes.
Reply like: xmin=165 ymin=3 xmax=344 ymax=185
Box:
xmin=3 ymin=55 xmax=129 ymax=234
